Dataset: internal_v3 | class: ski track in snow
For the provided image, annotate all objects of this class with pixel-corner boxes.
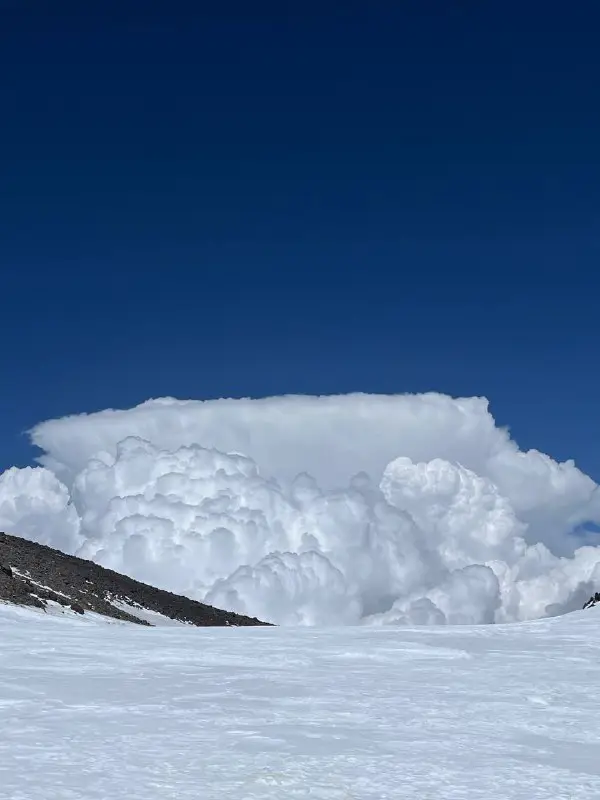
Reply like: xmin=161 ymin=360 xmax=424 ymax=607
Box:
xmin=1 ymin=605 xmax=600 ymax=799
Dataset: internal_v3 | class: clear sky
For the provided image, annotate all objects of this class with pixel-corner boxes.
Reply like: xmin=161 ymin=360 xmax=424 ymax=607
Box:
xmin=1 ymin=1 xmax=599 ymax=477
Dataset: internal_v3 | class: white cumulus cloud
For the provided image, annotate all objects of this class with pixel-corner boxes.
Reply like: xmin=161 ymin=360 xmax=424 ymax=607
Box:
xmin=0 ymin=393 xmax=599 ymax=626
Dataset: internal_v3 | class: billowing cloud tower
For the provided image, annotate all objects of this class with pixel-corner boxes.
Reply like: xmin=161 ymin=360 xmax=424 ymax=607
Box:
xmin=1 ymin=393 xmax=599 ymax=625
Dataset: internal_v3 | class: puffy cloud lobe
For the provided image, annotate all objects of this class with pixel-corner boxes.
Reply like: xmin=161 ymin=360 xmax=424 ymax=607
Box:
xmin=205 ymin=551 xmax=362 ymax=626
xmin=381 ymin=457 xmax=529 ymax=566
xmin=1 ymin=393 xmax=599 ymax=626
xmin=0 ymin=466 xmax=81 ymax=552
xmin=371 ymin=565 xmax=501 ymax=626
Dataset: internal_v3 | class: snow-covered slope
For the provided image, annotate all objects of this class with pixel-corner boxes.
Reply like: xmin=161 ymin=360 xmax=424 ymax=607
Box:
xmin=2 ymin=604 xmax=600 ymax=799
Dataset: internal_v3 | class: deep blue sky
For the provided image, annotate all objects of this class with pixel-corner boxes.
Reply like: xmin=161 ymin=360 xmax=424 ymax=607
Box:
xmin=1 ymin=1 xmax=599 ymax=477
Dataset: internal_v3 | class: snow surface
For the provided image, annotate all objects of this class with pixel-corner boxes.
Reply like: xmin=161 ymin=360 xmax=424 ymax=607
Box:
xmin=109 ymin=598 xmax=190 ymax=626
xmin=2 ymin=393 xmax=600 ymax=625
xmin=2 ymin=604 xmax=600 ymax=799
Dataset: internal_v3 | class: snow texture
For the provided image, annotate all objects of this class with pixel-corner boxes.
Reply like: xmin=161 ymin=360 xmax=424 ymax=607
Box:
xmin=2 ymin=602 xmax=600 ymax=799
xmin=2 ymin=393 xmax=600 ymax=626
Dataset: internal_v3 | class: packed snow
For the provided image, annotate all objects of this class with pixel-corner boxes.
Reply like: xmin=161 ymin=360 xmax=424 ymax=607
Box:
xmin=1 ymin=393 xmax=600 ymax=625
xmin=2 ymin=602 xmax=600 ymax=799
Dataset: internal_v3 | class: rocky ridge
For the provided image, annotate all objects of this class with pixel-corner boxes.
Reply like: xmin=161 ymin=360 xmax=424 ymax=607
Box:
xmin=583 ymin=592 xmax=600 ymax=610
xmin=0 ymin=531 xmax=270 ymax=627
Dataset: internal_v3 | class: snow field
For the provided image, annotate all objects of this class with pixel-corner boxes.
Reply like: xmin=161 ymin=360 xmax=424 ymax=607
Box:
xmin=2 ymin=604 xmax=600 ymax=799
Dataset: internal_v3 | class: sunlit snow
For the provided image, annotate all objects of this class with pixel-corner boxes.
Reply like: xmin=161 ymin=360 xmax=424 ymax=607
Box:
xmin=2 ymin=603 xmax=600 ymax=799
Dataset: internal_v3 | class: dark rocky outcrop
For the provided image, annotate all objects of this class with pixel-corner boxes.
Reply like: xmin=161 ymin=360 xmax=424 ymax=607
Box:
xmin=583 ymin=592 xmax=600 ymax=610
xmin=0 ymin=532 xmax=271 ymax=627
